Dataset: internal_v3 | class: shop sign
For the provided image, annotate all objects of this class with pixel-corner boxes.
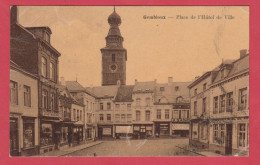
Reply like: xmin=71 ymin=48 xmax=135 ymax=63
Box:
xmin=134 ymin=126 xmax=140 ymax=131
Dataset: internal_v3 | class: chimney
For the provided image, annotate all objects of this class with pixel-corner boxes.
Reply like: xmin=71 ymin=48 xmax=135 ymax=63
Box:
xmin=10 ymin=6 xmax=18 ymax=25
xmin=240 ymin=49 xmax=248 ymax=58
xmin=135 ymin=79 xmax=138 ymax=84
xmin=60 ymin=77 xmax=65 ymax=86
xmin=168 ymin=77 xmax=173 ymax=86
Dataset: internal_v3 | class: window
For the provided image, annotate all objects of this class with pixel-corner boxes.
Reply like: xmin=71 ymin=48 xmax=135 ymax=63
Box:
xmin=23 ymin=85 xmax=31 ymax=107
xmin=136 ymin=98 xmax=141 ymax=106
xmin=107 ymin=102 xmax=111 ymax=110
xmin=145 ymin=97 xmax=151 ymax=106
xmin=115 ymin=104 xmax=120 ymax=110
xmin=115 ymin=114 xmax=120 ymax=122
xmin=23 ymin=119 xmax=34 ymax=148
xmin=220 ymin=124 xmax=225 ymax=145
xmin=226 ymin=92 xmax=233 ymax=112
xmin=176 ymin=96 xmax=183 ymax=103
xmin=187 ymin=110 xmax=190 ymax=119
xmin=50 ymin=93 xmax=55 ymax=110
xmin=10 ymin=81 xmax=18 ymax=105
xmin=77 ymin=110 xmax=79 ymax=121
xmin=179 ymin=110 xmax=182 ymax=119
xmin=203 ymin=83 xmax=207 ymax=91
xmin=99 ymin=114 xmax=104 ymax=121
xmin=213 ymin=96 xmax=218 ymax=114
xmin=73 ymin=109 xmax=76 ymax=120
xmin=213 ymin=124 xmax=219 ymax=143
xmin=80 ymin=110 xmax=82 ymax=121
xmin=239 ymin=88 xmax=247 ymax=110
xmin=160 ymin=87 xmax=165 ymax=91
xmin=42 ymin=90 xmax=48 ymax=109
xmin=238 ymin=124 xmax=246 ymax=147
xmin=220 ymin=94 xmax=226 ymax=113
xmin=181 ymin=110 xmax=188 ymax=119
xmin=44 ymin=32 xmax=50 ymax=43
xmin=136 ymin=111 xmax=141 ymax=121
xmin=100 ymin=103 xmax=103 ymax=110
xmin=127 ymin=104 xmax=131 ymax=110
xmin=50 ymin=63 xmax=55 ymax=81
xmin=112 ymin=54 xmax=115 ymax=62
xmin=194 ymin=89 xmax=197 ymax=95
xmin=41 ymin=57 xmax=47 ymax=77
xmin=121 ymin=114 xmax=126 ymax=122
xmin=165 ymin=109 xmax=169 ymax=119
xmin=202 ymin=97 xmax=206 ymax=113
xmin=173 ymin=110 xmax=179 ymax=119
xmin=221 ymin=69 xmax=224 ymax=79
xmin=107 ymin=114 xmax=111 ymax=121
xmin=145 ymin=111 xmax=150 ymax=121
xmin=157 ymin=109 xmax=161 ymax=119
xmin=127 ymin=114 xmax=132 ymax=122
xmin=194 ymin=101 xmax=197 ymax=116
xmin=200 ymin=125 xmax=204 ymax=139
xmin=175 ymin=86 xmax=179 ymax=91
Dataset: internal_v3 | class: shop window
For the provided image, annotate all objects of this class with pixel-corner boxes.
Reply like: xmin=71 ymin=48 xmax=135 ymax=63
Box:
xmin=41 ymin=57 xmax=47 ymax=77
xmin=157 ymin=109 xmax=161 ymax=119
xmin=10 ymin=81 xmax=18 ymax=105
xmin=23 ymin=119 xmax=34 ymax=148
xmin=220 ymin=124 xmax=225 ymax=145
xmin=24 ymin=85 xmax=31 ymax=107
xmin=238 ymin=124 xmax=246 ymax=147
xmin=213 ymin=96 xmax=218 ymax=114
xmin=40 ymin=123 xmax=53 ymax=146
xmin=136 ymin=111 xmax=141 ymax=121
xmin=239 ymin=88 xmax=247 ymax=110
xmin=165 ymin=109 xmax=169 ymax=119
xmin=145 ymin=111 xmax=150 ymax=121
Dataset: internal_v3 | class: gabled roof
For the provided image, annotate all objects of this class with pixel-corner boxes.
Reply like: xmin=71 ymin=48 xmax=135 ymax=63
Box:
xmin=86 ymin=85 xmax=119 ymax=98
xmin=155 ymin=82 xmax=190 ymax=104
xmin=58 ymin=84 xmax=84 ymax=107
xmin=114 ymin=85 xmax=134 ymax=102
xmin=66 ymin=81 xmax=95 ymax=97
xmin=133 ymin=81 xmax=156 ymax=93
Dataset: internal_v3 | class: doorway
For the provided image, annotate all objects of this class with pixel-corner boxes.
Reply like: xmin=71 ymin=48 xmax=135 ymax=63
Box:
xmin=225 ymin=124 xmax=233 ymax=155
xmin=10 ymin=118 xmax=19 ymax=156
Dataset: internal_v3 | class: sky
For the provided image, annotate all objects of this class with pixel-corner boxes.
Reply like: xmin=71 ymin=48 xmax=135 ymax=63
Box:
xmin=18 ymin=6 xmax=249 ymax=87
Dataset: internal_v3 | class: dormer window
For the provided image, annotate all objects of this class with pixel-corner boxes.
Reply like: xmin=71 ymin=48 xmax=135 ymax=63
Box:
xmin=160 ymin=87 xmax=165 ymax=91
xmin=221 ymin=69 xmax=224 ymax=79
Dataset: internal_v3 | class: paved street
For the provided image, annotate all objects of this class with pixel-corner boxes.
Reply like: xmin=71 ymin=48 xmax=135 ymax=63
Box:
xmin=64 ymin=138 xmax=196 ymax=157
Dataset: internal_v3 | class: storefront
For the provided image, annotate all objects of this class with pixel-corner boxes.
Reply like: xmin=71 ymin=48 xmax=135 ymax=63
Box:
xmin=97 ymin=125 xmax=113 ymax=139
xmin=172 ymin=123 xmax=190 ymax=137
xmin=86 ymin=125 xmax=93 ymax=140
xmin=39 ymin=121 xmax=56 ymax=154
xmin=72 ymin=125 xmax=84 ymax=145
xmin=133 ymin=124 xmax=153 ymax=139
xmin=10 ymin=118 xmax=19 ymax=156
xmin=155 ymin=122 xmax=170 ymax=136
xmin=115 ymin=125 xmax=133 ymax=138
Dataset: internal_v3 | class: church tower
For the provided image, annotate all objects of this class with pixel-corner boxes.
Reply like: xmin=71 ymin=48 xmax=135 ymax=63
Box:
xmin=101 ymin=7 xmax=127 ymax=86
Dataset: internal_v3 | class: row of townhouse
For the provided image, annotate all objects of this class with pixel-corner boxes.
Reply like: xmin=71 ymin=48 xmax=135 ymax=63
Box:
xmin=79 ymin=78 xmax=191 ymax=139
xmin=189 ymin=50 xmax=249 ymax=156
xmin=9 ymin=6 xmax=91 ymax=156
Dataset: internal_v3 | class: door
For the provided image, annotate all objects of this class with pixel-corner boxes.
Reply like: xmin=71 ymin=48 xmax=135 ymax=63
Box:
xmin=98 ymin=127 xmax=102 ymax=139
xmin=225 ymin=124 xmax=233 ymax=155
xmin=10 ymin=118 xmax=19 ymax=156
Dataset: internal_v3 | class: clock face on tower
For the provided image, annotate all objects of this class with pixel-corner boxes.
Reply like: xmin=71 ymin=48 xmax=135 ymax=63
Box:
xmin=109 ymin=64 xmax=118 ymax=72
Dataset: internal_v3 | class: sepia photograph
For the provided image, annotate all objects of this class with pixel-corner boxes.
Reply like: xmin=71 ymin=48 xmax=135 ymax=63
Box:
xmin=9 ymin=6 xmax=249 ymax=157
